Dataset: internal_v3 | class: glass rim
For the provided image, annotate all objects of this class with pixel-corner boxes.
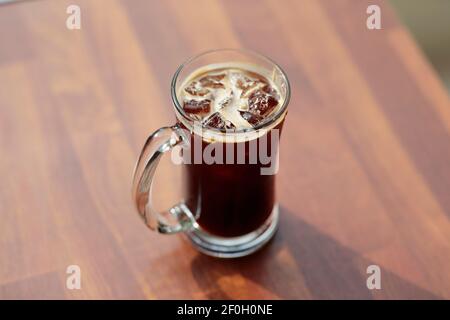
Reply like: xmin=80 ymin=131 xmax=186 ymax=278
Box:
xmin=170 ymin=48 xmax=291 ymax=134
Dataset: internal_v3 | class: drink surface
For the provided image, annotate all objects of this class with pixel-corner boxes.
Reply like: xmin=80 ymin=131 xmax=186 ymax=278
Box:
xmin=179 ymin=64 xmax=283 ymax=131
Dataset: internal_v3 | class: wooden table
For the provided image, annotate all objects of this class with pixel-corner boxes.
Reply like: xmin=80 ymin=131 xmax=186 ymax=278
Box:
xmin=1 ymin=0 xmax=449 ymax=299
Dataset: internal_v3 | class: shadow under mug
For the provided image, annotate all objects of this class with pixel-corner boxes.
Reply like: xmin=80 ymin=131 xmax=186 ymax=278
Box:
xmin=132 ymin=49 xmax=291 ymax=258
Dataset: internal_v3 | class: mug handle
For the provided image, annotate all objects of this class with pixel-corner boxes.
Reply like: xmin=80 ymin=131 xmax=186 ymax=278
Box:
xmin=132 ymin=125 xmax=198 ymax=234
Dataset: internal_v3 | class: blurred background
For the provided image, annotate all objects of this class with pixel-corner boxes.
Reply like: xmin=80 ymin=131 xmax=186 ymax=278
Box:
xmin=2 ymin=0 xmax=448 ymax=90
xmin=390 ymin=0 xmax=450 ymax=90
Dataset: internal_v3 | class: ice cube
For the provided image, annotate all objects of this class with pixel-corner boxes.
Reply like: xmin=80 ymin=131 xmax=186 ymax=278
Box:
xmin=239 ymin=110 xmax=263 ymax=126
xmin=184 ymin=81 xmax=210 ymax=96
xmin=231 ymin=72 xmax=266 ymax=98
xmin=183 ymin=99 xmax=211 ymax=115
xmin=262 ymin=84 xmax=280 ymax=100
xmin=199 ymin=73 xmax=226 ymax=89
xmin=203 ymin=112 xmax=236 ymax=130
xmin=248 ymin=88 xmax=278 ymax=116
xmin=217 ymin=89 xmax=234 ymax=109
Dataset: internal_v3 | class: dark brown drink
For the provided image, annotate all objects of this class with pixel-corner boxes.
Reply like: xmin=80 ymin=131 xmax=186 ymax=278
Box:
xmin=132 ymin=49 xmax=290 ymax=257
xmin=178 ymin=65 xmax=285 ymax=238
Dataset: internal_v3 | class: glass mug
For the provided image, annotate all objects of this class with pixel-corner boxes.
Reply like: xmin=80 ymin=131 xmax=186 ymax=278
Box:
xmin=132 ymin=49 xmax=290 ymax=257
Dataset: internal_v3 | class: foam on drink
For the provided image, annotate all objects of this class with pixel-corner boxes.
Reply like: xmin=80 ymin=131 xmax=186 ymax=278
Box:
xmin=178 ymin=63 xmax=284 ymax=132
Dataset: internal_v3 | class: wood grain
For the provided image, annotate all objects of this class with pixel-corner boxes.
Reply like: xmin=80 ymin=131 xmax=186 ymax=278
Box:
xmin=0 ymin=0 xmax=449 ymax=299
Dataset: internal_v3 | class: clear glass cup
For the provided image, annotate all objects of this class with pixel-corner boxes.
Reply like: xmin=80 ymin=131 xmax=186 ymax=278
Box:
xmin=132 ymin=49 xmax=290 ymax=257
